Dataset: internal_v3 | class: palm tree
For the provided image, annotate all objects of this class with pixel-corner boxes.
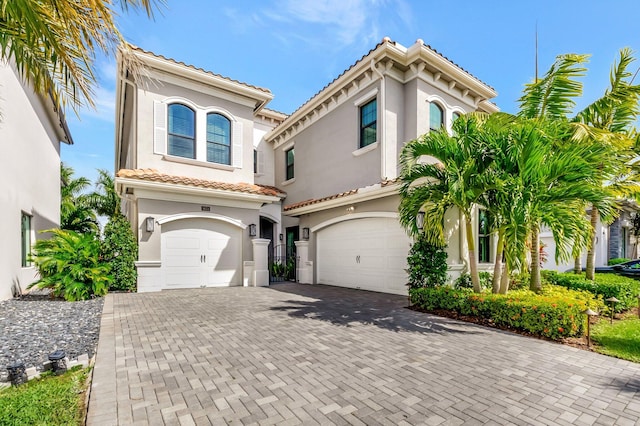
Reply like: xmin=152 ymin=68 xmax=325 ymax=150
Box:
xmin=573 ymin=48 xmax=640 ymax=280
xmin=87 ymin=169 xmax=121 ymax=218
xmin=0 ymin=0 xmax=160 ymax=111
xmin=399 ymin=113 xmax=497 ymax=293
xmin=60 ymin=164 xmax=98 ymax=234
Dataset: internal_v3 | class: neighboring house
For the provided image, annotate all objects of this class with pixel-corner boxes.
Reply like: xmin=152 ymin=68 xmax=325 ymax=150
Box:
xmin=0 ymin=60 xmax=73 ymax=301
xmin=115 ymin=38 xmax=501 ymax=295
xmin=541 ymin=202 xmax=639 ymax=271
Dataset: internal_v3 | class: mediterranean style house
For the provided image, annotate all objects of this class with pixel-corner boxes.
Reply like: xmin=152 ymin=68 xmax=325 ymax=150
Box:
xmin=0 ymin=59 xmax=73 ymax=301
xmin=115 ymin=37 xmax=502 ymax=295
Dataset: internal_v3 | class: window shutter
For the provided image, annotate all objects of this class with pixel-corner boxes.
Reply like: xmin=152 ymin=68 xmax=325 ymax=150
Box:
xmin=258 ymin=150 xmax=265 ymax=174
xmin=232 ymin=121 xmax=243 ymax=168
xmin=153 ymin=101 xmax=167 ymax=154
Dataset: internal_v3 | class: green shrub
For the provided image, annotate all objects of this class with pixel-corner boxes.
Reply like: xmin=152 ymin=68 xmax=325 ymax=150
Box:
xmin=546 ymin=272 xmax=640 ymax=312
xmin=454 ymin=272 xmax=492 ymax=291
xmin=101 ymin=214 xmax=137 ymax=291
xmin=407 ymin=235 xmax=448 ymax=289
xmin=29 ymin=229 xmax=111 ymax=301
xmin=410 ymin=285 xmax=603 ymax=340
xmin=608 ymin=257 xmax=630 ymax=266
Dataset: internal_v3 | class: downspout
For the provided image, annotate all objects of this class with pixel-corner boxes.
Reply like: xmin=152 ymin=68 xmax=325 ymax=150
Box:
xmin=371 ymin=60 xmax=386 ymax=180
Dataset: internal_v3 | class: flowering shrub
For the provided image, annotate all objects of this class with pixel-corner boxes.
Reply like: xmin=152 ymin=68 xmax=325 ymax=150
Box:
xmin=410 ymin=285 xmax=604 ymax=340
xmin=544 ymin=271 xmax=640 ymax=312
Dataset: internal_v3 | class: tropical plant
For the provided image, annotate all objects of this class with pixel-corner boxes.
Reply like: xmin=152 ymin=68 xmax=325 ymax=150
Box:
xmin=101 ymin=214 xmax=137 ymax=291
xmin=28 ymin=229 xmax=111 ymax=301
xmin=406 ymin=235 xmax=448 ymax=289
xmin=573 ymin=48 xmax=640 ymax=280
xmin=400 ymin=113 xmax=497 ymax=292
xmin=60 ymin=164 xmax=98 ymax=234
xmin=87 ymin=169 xmax=120 ymax=217
xmin=0 ymin=0 xmax=160 ymax=111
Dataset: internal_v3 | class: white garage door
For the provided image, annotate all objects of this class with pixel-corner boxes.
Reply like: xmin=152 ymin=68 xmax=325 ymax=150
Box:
xmin=317 ymin=217 xmax=411 ymax=295
xmin=161 ymin=218 xmax=242 ymax=289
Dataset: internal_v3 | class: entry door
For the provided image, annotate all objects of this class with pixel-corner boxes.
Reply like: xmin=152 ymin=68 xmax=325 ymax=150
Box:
xmin=162 ymin=218 xmax=242 ymax=288
xmin=317 ymin=217 xmax=411 ymax=295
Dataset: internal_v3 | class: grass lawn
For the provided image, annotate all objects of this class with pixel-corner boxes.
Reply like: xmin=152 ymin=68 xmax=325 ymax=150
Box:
xmin=0 ymin=366 xmax=90 ymax=425
xmin=592 ymin=315 xmax=640 ymax=363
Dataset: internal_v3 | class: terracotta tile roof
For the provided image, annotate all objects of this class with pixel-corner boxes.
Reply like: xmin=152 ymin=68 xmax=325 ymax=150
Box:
xmin=117 ymin=169 xmax=285 ymax=198
xmin=283 ymin=179 xmax=399 ymax=211
xmin=127 ymin=44 xmax=272 ymax=95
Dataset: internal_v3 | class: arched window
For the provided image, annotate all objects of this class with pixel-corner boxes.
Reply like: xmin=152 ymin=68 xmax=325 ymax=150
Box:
xmin=168 ymin=104 xmax=195 ymax=158
xmin=429 ymin=102 xmax=444 ymax=131
xmin=452 ymin=111 xmax=461 ymax=122
xmin=206 ymin=113 xmax=231 ymax=165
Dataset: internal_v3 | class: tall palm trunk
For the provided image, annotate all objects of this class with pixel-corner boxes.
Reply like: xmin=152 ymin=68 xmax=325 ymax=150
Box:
xmin=573 ymin=254 xmax=581 ymax=274
xmin=465 ymin=215 xmax=482 ymax=293
xmin=530 ymin=224 xmax=542 ymax=292
xmin=492 ymin=227 xmax=505 ymax=293
xmin=499 ymin=259 xmax=510 ymax=294
xmin=585 ymin=207 xmax=599 ymax=281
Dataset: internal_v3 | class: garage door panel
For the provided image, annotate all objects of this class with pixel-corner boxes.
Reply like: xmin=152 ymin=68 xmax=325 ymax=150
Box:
xmin=317 ymin=217 xmax=410 ymax=295
xmin=165 ymin=235 xmax=201 ymax=250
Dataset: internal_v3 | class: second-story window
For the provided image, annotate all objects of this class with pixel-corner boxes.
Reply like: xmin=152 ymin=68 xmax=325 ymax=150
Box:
xmin=360 ymin=98 xmax=377 ymax=148
xmin=429 ymin=102 xmax=444 ymax=131
xmin=478 ymin=209 xmax=491 ymax=263
xmin=206 ymin=113 xmax=231 ymax=165
xmin=168 ymin=104 xmax=196 ymax=159
xmin=285 ymin=147 xmax=294 ymax=180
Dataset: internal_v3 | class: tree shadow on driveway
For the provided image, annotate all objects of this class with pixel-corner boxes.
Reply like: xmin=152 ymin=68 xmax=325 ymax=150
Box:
xmin=267 ymin=283 xmax=483 ymax=336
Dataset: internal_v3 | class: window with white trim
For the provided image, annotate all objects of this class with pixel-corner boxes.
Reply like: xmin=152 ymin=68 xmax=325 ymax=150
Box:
xmin=429 ymin=102 xmax=444 ymax=131
xmin=285 ymin=147 xmax=294 ymax=180
xmin=21 ymin=213 xmax=31 ymax=267
xmin=168 ymin=104 xmax=196 ymax=159
xmin=359 ymin=98 xmax=377 ymax=148
xmin=206 ymin=113 xmax=231 ymax=165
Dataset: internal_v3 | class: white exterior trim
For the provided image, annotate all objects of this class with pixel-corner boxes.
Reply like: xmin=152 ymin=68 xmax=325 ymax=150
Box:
xmin=311 ymin=211 xmax=399 ymax=233
xmin=353 ymin=88 xmax=379 ymax=107
xmin=157 ymin=212 xmax=247 ymax=229
xmin=259 ymin=212 xmax=280 ymax=224
xmin=285 ymin=183 xmax=399 ymax=216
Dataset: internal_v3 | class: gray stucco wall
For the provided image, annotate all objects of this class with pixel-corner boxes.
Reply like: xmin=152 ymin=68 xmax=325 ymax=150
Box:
xmin=0 ymin=63 xmax=63 ymax=300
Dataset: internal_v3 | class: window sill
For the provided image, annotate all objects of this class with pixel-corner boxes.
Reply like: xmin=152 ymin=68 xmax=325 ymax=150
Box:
xmin=352 ymin=142 xmax=379 ymax=157
xmin=162 ymin=155 xmax=235 ymax=171
xmin=281 ymin=178 xmax=296 ymax=186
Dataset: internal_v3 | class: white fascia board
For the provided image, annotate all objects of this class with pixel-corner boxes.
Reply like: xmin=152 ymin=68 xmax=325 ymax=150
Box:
xmin=136 ymin=52 xmax=273 ymax=110
xmin=284 ymin=183 xmax=400 ymax=216
xmin=116 ymin=177 xmax=281 ymax=208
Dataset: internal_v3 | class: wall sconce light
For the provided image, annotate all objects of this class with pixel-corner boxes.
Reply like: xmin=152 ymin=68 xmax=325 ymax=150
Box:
xmin=279 ymin=233 xmax=284 ymax=241
xmin=249 ymin=224 xmax=257 ymax=237
xmin=302 ymin=227 xmax=310 ymax=240
xmin=346 ymin=206 xmax=355 ymax=213
xmin=145 ymin=217 xmax=155 ymax=232
xmin=416 ymin=212 xmax=425 ymax=230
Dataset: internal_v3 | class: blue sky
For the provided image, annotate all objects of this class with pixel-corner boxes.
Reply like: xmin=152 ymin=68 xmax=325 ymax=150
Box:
xmin=63 ymin=0 xmax=640 ymax=183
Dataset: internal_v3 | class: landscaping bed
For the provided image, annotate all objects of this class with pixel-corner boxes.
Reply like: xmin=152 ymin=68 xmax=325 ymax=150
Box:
xmin=0 ymin=291 xmax=103 ymax=381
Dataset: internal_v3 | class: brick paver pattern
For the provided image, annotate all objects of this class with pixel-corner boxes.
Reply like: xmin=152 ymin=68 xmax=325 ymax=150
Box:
xmin=87 ymin=284 xmax=640 ymax=425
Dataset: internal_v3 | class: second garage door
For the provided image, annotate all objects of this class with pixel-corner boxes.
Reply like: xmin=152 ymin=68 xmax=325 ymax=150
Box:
xmin=316 ymin=217 xmax=411 ymax=295
xmin=161 ymin=218 xmax=242 ymax=289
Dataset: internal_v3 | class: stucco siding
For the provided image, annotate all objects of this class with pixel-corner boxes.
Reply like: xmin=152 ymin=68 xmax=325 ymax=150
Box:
xmin=0 ymin=62 xmax=63 ymax=300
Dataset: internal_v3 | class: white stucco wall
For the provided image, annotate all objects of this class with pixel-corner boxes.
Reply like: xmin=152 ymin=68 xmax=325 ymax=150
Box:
xmin=0 ymin=62 xmax=65 ymax=300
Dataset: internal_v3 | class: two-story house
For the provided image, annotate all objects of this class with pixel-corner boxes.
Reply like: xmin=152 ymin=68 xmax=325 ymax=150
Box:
xmin=115 ymin=38 xmax=499 ymax=295
xmin=0 ymin=59 xmax=74 ymax=300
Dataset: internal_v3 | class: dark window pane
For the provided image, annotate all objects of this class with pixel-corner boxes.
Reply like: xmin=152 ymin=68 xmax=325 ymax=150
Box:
xmin=168 ymin=104 xmax=195 ymax=159
xmin=168 ymin=134 xmax=195 ymax=158
xmin=360 ymin=99 xmax=377 ymax=148
xmin=430 ymin=103 xmax=444 ymax=131
xmin=286 ymin=148 xmax=294 ymax=180
xmin=21 ymin=213 xmax=31 ymax=267
xmin=478 ymin=209 xmax=491 ymax=263
xmin=206 ymin=113 xmax=231 ymax=164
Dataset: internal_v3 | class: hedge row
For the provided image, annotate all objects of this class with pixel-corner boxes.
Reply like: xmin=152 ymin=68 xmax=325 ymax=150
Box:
xmin=543 ymin=271 xmax=640 ymax=312
xmin=409 ymin=286 xmax=604 ymax=340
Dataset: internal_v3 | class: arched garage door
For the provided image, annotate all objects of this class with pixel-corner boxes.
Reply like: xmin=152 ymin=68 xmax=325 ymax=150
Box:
xmin=317 ymin=217 xmax=411 ymax=295
xmin=161 ymin=218 xmax=242 ymax=289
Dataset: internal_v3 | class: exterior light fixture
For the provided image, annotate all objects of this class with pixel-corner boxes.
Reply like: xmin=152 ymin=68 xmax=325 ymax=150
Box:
xmin=606 ymin=297 xmax=620 ymax=324
xmin=416 ymin=212 xmax=426 ymax=230
xmin=249 ymin=224 xmax=257 ymax=237
xmin=48 ymin=350 xmax=67 ymax=375
xmin=7 ymin=361 xmax=27 ymax=386
xmin=583 ymin=308 xmax=598 ymax=348
xmin=145 ymin=217 xmax=155 ymax=232
xmin=302 ymin=227 xmax=310 ymax=240
xmin=279 ymin=233 xmax=284 ymax=242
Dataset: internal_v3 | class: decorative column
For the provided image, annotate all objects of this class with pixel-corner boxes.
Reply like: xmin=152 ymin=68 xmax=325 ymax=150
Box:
xmin=252 ymin=238 xmax=270 ymax=287
xmin=295 ymin=241 xmax=313 ymax=284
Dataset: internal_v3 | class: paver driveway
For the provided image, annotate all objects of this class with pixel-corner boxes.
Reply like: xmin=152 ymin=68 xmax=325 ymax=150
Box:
xmin=87 ymin=283 xmax=640 ymax=425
